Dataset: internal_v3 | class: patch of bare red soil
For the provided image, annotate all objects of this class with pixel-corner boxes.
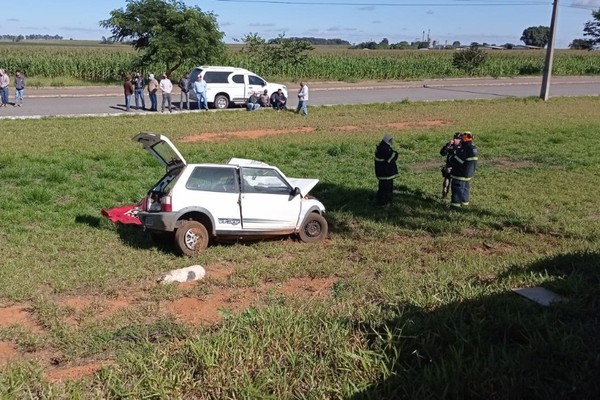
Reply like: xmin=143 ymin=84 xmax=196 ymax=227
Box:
xmin=45 ymin=362 xmax=104 ymax=382
xmin=205 ymin=263 xmax=236 ymax=282
xmin=183 ymin=120 xmax=449 ymax=143
xmin=276 ymin=276 xmax=337 ymax=299
xmin=382 ymin=120 xmax=448 ymax=129
xmin=183 ymin=127 xmax=315 ymax=142
xmin=0 ymin=305 xmax=43 ymax=332
xmin=335 ymin=125 xmax=360 ymax=132
xmin=60 ymin=296 xmax=134 ymax=326
xmin=166 ymin=290 xmax=255 ymax=325
xmin=166 ymin=276 xmax=336 ymax=326
xmin=0 ymin=342 xmax=19 ymax=367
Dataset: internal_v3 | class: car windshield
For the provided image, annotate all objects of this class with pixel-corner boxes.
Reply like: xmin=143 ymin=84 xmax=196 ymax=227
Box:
xmin=241 ymin=167 xmax=290 ymax=194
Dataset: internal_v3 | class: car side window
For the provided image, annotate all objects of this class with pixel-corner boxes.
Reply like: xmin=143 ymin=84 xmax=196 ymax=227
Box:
xmin=248 ymin=75 xmax=265 ymax=86
xmin=204 ymin=71 xmax=231 ymax=84
xmin=241 ymin=167 xmax=291 ymax=194
xmin=232 ymin=74 xmax=244 ymax=84
xmin=186 ymin=167 xmax=238 ymax=193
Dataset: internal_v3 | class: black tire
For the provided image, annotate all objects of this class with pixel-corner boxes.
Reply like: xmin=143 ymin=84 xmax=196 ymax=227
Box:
xmin=298 ymin=213 xmax=328 ymax=243
xmin=174 ymin=221 xmax=209 ymax=256
xmin=214 ymin=94 xmax=229 ymax=110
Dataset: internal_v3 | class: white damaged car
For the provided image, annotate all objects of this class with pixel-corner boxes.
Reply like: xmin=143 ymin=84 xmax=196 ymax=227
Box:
xmin=133 ymin=132 xmax=328 ymax=256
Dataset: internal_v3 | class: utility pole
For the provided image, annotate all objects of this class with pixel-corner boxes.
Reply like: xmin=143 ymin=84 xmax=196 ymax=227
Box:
xmin=540 ymin=0 xmax=559 ymax=101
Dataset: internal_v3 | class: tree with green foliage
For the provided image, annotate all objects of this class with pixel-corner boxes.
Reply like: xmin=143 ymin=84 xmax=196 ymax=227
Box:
xmin=520 ymin=26 xmax=550 ymax=48
xmin=378 ymin=38 xmax=389 ymax=49
xmin=241 ymin=33 xmax=314 ymax=68
xmin=452 ymin=45 xmax=487 ymax=75
xmin=583 ymin=9 xmax=600 ymax=48
xmin=100 ymin=0 xmax=225 ymax=76
xmin=452 ymin=41 xmax=461 ymax=48
xmin=569 ymin=38 xmax=593 ymax=50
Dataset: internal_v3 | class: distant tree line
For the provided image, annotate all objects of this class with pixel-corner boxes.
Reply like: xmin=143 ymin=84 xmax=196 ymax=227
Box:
xmin=267 ymin=37 xmax=350 ymax=46
xmin=0 ymin=34 xmax=64 ymax=42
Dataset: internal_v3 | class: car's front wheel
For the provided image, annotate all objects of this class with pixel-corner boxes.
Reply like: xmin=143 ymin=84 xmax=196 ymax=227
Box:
xmin=298 ymin=213 xmax=328 ymax=243
xmin=175 ymin=221 xmax=209 ymax=256
xmin=214 ymin=94 xmax=229 ymax=110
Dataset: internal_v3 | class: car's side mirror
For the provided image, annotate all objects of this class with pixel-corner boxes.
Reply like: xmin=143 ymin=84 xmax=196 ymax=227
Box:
xmin=291 ymin=187 xmax=301 ymax=197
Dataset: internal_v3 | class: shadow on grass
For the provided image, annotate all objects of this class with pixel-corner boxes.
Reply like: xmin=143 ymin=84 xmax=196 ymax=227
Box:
xmin=350 ymin=251 xmax=600 ymax=400
xmin=75 ymin=214 xmax=175 ymax=253
xmin=74 ymin=214 xmax=102 ymax=228
xmin=315 ymin=182 xmax=533 ymax=236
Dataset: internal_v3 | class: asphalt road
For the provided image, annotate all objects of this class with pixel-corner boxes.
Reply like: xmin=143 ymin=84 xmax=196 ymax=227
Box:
xmin=1 ymin=76 xmax=598 ymax=119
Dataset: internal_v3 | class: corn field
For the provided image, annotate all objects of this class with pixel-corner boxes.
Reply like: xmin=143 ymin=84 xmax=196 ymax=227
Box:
xmin=1 ymin=43 xmax=599 ymax=84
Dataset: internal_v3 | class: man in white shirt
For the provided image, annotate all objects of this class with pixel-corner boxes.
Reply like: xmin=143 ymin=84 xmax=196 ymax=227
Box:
xmin=159 ymin=74 xmax=173 ymax=113
xmin=193 ymin=75 xmax=208 ymax=110
xmin=296 ymin=81 xmax=308 ymax=116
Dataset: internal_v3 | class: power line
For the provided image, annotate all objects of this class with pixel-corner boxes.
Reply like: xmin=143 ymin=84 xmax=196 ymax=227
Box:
xmin=216 ymin=0 xmax=550 ymax=6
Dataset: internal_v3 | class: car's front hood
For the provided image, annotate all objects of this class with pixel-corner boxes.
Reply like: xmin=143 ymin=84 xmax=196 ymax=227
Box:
xmin=288 ymin=178 xmax=319 ymax=196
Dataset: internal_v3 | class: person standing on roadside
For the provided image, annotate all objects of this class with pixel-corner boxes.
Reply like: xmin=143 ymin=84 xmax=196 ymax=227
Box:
xmin=178 ymin=72 xmax=191 ymax=111
xmin=374 ymin=134 xmax=399 ymax=206
xmin=132 ymin=72 xmax=146 ymax=110
xmin=159 ymin=73 xmax=173 ymax=113
xmin=147 ymin=73 xmax=159 ymax=111
xmin=123 ymin=75 xmax=134 ymax=112
xmin=449 ymin=131 xmax=478 ymax=208
xmin=0 ymin=69 xmax=10 ymax=107
xmin=193 ymin=75 xmax=208 ymax=110
xmin=14 ymin=70 xmax=25 ymax=107
xmin=296 ymin=81 xmax=308 ymax=115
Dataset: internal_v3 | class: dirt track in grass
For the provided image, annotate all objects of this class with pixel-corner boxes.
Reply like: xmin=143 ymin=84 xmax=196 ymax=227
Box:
xmin=182 ymin=120 xmax=449 ymax=142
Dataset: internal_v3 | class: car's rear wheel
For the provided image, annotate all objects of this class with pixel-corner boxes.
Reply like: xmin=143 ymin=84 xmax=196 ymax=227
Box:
xmin=298 ymin=213 xmax=328 ymax=243
xmin=175 ymin=221 xmax=209 ymax=256
xmin=214 ymin=94 xmax=229 ymax=109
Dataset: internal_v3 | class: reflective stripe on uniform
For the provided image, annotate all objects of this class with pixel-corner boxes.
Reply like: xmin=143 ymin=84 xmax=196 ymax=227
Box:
xmin=466 ymin=157 xmax=478 ymax=161
xmin=378 ymin=174 xmax=399 ymax=181
xmin=450 ymin=203 xmax=461 ymax=207
xmin=461 ymin=202 xmax=469 ymax=206
xmin=450 ymin=175 xmax=472 ymax=181
xmin=453 ymin=155 xmax=465 ymax=164
xmin=374 ymin=157 xmax=385 ymax=162
xmin=387 ymin=154 xmax=395 ymax=163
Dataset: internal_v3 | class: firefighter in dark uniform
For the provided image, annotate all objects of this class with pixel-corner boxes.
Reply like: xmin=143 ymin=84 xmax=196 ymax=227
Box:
xmin=374 ymin=134 xmax=399 ymax=205
xmin=449 ymin=131 xmax=478 ymax=208
xmin=440 ymin=132 xmax=462 ymax=198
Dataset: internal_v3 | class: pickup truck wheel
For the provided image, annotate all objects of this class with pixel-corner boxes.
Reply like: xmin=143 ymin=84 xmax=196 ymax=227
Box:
xmin=214 ymin=94 xmax=229 ymax=109
xmin=175 ymin=221 xmax=209 ymax=256
xmin=299 ymin=213 xmax=328 ymax=243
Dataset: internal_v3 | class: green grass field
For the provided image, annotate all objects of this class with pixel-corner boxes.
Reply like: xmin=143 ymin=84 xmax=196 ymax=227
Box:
xmin=0 ymin=97 xmax=599 ymax=398
xmin=2 ymin=41 xmax=600 ymax=86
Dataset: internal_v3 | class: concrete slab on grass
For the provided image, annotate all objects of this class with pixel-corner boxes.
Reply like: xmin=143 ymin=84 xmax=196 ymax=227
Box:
xmin=512 ymin=287 xmax=566 ymax=306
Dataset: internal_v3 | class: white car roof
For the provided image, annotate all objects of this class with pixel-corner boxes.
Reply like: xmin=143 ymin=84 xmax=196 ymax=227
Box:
xmin=227 ymin=158 xmax=271 ymax=167
xmin=194 ymin=66 xmax=251 ymax=74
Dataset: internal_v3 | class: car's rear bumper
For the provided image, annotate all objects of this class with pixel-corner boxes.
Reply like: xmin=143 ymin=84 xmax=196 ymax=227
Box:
xmin=137 ymin=212 xmax=178 ymax=232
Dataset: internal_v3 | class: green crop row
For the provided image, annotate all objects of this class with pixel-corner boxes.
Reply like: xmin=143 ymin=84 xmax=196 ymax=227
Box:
xmin=1 ymin=43 xmax=599 ymax=84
